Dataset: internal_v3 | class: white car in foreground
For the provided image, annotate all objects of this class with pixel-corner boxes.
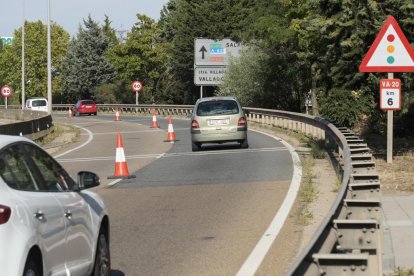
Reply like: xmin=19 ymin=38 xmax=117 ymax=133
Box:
xmin=0 ymin=135 xmax=110 ymax=276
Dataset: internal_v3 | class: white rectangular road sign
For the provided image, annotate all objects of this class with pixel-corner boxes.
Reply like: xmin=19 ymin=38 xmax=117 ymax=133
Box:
xmin=194 ymin=38 xmax=242 ymax=66
xmin=380 ymin=79 xmax=401 ymax=110
xmin=194 ymin=66 xmax=227 ymax=85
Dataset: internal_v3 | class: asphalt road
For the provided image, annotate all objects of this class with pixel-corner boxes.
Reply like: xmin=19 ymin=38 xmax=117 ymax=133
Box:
xmin=52 ymin=113 xmax=297 ymax=275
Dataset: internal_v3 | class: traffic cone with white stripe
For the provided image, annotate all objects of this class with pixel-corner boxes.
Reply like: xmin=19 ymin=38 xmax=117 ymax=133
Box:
xmin=108 ymin=133 xmax=136 ymax=179
xmin=164 ymin=115 xmax=178 ymax=143
xmin=67 ymin=107 xmax=72 ymax=118
xmin=115 ymin=108 xmax=121 ymax=121
xmin=150 ymin=111 xmax=159 ymax=128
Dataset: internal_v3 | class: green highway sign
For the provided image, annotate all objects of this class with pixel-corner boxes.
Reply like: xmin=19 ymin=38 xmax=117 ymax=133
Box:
xmin=1 ymin=37 xmax=14 ymax=45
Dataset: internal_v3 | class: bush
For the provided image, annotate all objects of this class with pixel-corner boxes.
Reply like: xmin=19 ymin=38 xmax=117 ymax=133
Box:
xmin=319 ymin=89 xmax=374 ymax=128
xmin=309 ymin=139 xmax=327 ymax=159
xmin=394 ymin=103 xmax=414 ymax=138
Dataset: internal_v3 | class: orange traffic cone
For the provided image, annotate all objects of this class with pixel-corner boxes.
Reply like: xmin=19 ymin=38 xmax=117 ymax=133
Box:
xmin=164 ymin=115 xmax=178 ymax=143
xmin=115 ymin=109 xmax=121 ymax=121
xmin=150 ymin=111 xmax=159 ymax=128
xmin=108 ymin=133 xmax=136 ymax=179
xmin=67 ymin=107 xmax=72 ymax=118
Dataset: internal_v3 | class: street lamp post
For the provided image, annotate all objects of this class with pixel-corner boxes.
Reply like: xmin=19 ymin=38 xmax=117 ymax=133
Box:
xmin=21 ymin=0 xmax=25 ymax=109
xmin=47 ymin=0 xmax=52 ymax=114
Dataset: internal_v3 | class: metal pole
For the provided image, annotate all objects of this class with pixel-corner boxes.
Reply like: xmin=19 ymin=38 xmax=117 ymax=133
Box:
xmin=200 ymin=86 xmax=203 ymax=98
xmin=136 ymin=92 xmax=138 ymax=105
xmin=47 ymin=0 xmax=52 ymax=114
xmin=21 ymin=0 xmax=25 ymax=109
xmin=387 ymin=72 xmax=394 ymax=163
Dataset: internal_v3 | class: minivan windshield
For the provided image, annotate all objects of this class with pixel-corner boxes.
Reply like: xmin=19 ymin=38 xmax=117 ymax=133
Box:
xmin=196 ymin=100 xmax=239 ymax=116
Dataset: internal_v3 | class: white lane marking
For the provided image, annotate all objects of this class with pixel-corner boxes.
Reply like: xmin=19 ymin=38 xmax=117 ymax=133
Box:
xmin=107 ymin=179 xmax=122 ymax=187
xmin=236 ymin=129 xmax=302 ymax=276
xmin=83 ymin=129 xmax=163 ymax=135
xmin=164 ymin=147 xmax=288 ymax=157
xmin=79 ymin=128 xmax=187 ymax=136
xmin=57 ymin=153 xmax=163 ymax=162
xmin=55 ymin=147 xmax=288 ymax=163
xmin=53 ymin=126 xmax=94 ymax=158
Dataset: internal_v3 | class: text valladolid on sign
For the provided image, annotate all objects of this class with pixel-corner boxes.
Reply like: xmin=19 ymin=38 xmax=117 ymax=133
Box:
xmin=194 ymin=38 xmax=242 ymax=85
xmin=194 ymin=67 xmax=227 ymax=85
xmin=359 ymin=16 xmax=414 ymax=72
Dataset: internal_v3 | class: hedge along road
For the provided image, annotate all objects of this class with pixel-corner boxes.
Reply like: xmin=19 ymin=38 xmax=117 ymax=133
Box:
xmin=51 ymin=113 xmax=302 ymax=276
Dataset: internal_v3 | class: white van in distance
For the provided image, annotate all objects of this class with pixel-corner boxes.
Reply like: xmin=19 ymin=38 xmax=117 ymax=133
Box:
xmin=25 ymin=97 xmax=48 ymax=112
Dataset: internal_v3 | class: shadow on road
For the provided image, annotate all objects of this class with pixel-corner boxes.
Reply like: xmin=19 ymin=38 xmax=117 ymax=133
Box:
xmin=111 ymin=270 xmax=125 ymax=276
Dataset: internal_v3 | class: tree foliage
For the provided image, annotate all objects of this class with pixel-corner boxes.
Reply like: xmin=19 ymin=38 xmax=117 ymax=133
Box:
xmin=218 ymin=46 xmax=269 ymax=107
xmin=107 ymin=14 xmax=168 ymax=104
xmin=102 ymin=15 xmax=120 ymax=47
xmin=0 ymin=21 xmax=69 ymax=104
xmin=2 ymin=0 xmax=414 ymax=133
xmin=158 ymin=0 xmax=252 ymax=104
xmin=61 ymin=16 xmax=115 ymax=102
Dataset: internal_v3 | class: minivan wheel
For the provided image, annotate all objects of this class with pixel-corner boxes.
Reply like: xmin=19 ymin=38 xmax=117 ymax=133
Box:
xmin=92 ymin=228 xmax=111 ymax=276
xmin=23 ymin=257 xmax=41 ymax=276
xmin=240 ymin=139 xmax=249 ymax=149
xmin=192 ymin=142 xmax=201 ymax=152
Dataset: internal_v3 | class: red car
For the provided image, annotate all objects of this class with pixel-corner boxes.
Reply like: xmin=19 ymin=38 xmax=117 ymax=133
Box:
xmin=72 ymin=100 xmax=97 ymax=116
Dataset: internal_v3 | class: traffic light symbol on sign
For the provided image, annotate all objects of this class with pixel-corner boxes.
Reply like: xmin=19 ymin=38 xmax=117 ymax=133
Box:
xmin=359 ymin=16 xmax=414 ymax=72
xmin=386 ymin=34 xmax=395 ymax=64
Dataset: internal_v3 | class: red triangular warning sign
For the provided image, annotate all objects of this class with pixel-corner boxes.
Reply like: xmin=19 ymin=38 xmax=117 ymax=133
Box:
xmin=359 ymin=16 xmax=414 ymax=72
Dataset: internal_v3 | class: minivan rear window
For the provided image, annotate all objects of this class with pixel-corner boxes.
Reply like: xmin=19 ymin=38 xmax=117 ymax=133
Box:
xmin=32 ymin=100 xmax=47 ymax=107
xmin=196 ymin=100 xmax=239 ymax=116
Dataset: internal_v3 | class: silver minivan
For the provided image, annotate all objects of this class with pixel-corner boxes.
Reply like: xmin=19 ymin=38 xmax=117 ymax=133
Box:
xmin=190 ymin=96 xmax=248 ymax=151
xmin=25 ymin=97 xmax=48 ymax=112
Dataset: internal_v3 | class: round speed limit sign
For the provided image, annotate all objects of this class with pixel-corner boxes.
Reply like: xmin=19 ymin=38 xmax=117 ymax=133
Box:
xmin=131 ymin=81 xmax=143 ymax=92
xmin=380 ymin=79 xmax=401 ymax=111
xmin=1 ymin=85 xmax=12 ymax=97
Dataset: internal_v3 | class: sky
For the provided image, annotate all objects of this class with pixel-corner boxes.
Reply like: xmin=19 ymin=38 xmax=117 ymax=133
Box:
xmin=0 ymin=0 xmax=169 ymax=38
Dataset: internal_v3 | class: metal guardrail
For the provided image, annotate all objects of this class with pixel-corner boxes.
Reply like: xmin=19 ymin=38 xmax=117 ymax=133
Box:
xmin=0 ymin=107 xmax=54 ymax=140
xmin=244 ymin=108 xmax=382 ymax=276
xmin=52 ymin=104 xmax=194 ymax=117
xmin=2 ymin=104 xmax=382 ymax=275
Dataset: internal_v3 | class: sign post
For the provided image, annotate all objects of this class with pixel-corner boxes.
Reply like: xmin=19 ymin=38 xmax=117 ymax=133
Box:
xmin=131 ymin=80 xmax=143 ymax=105
xmin=1 ymin=85 xmax=12 ymax=109
xmin=359 ymin=16 xmax=414 ymax=163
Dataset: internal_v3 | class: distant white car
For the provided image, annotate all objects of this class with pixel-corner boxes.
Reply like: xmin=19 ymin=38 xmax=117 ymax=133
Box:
xmin=25 ymin=97 xmax=48 ymax=112
xmin=0 ymin=135 xmax=110 ymax=276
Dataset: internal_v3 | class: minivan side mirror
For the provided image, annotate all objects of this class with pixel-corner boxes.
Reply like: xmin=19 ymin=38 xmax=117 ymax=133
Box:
xmin=77 ymin=171 xmax=100 ymax=190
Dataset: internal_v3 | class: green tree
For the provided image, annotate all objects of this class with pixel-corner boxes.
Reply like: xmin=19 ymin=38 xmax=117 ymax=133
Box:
xmin=159 ymin=0 xmax=252 ymax=104
xmin=107 ymin=14 xmax=168 ymax=104
xmin=61 ymin=16 xmax=115 ymax=102
xmin=102 ymin=15 xmax=119 ymax=47
xmin=218 ymin=46 xmax=269 ymax=107
xmin=240 ymin=0 xmax=305 ymax=110
xmin=291 ymin=0 xmax=414 ymax=120
xmin=0 ymin=21 xmax=69 ymax=105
